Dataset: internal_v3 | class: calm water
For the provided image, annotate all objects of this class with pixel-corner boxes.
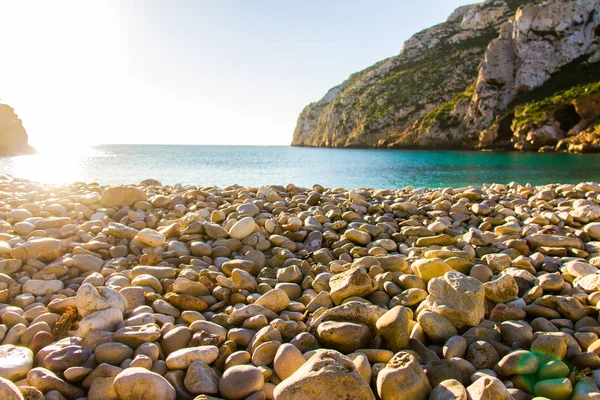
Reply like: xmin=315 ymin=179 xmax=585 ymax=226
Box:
xmin=1 ymin=145 xmax=600 ymax=189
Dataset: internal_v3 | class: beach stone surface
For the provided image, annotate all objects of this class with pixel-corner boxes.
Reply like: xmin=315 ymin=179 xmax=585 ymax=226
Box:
xmin=218 ymin=365 xmax=264 ymax=400
xmin=425 ymin=272 xmax=485 ymax=328
xmin=377 ymin=352 xmax=431 ymax=400
xmin=0 ymin=377 xmax=23 ymax=400
xmin=113 ymin=367 xmax=176 ymax=400
xmin=0 ymin=345 xmax=33 ymax=381
xmin=1 ymin=177 xmax=600 ymax=399
xmin=273 ymin=350 xmax=374 ymax=400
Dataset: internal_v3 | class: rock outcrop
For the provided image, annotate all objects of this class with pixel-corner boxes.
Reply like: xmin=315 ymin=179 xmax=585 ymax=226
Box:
xmin=292 ymin=0 xmax=600 ymax=152
xmin=0 ymin=104 xmax=35 ymax=156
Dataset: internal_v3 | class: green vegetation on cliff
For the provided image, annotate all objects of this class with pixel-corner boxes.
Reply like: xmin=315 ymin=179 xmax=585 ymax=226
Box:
xmin=510 ymin=55 xmax=600 ymax=129
xmin=416 ymin=83 xmax=476 ymax=129
xmin=354 ymin=30 xmax=496 ymax=127
xmin=514 ymin=81 xmax=600 ymax=128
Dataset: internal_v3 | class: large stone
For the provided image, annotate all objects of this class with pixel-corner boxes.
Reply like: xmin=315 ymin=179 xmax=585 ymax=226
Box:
xmin=273 ymin=350 xmax=375 ymax=400
xmin=114 ymin=324 xmax=161 ymax=348
xmin=526 ymin=234 xmax=583 ymax=249
xmin=274 ymin=343 xmax=306 ymax=381
xmin=534 ymin=378 xmax=573 ymax=400
xmin=316 ymin=321 xmax=371 ymax=354
xmin=113 ymin=367 xmax=176 ymax=400
xmin=411 ymin=259 xmax=454 ymax=283
xmin=417 ymin=310 xmax=457 ymax=343
xmin=575 ymin=274 xmax=600 ymax=292
xmin=22 ymin=279 xmax=64 ymax=296
xmin=228 ymin=217 xmax=257 ymax=240
xmin=466 ymin=376 xmax=512 ymax=400
xmin=88 ymin=376 xmax=118 ymax=400
xmin=425 ymin=272 xmax=485 ymax=329
xmin=94 ymin=342 xmax=134 ymax=365
xmin=531 ymin=332 xmax=569 ymax=361
xmin=165 ymin=346 xmax=219 ymax=370
xmin=72 ymin=254 xmax=104 ymax=273
xmin=107 ymin=222 xmax=139 ymax=240
xmin=0 ymin=377 xmax=24 ymax=400
xmin=137 ymin=228 xmax=166 ymax=247
xmin=308 ymin=302 xmax=386 ymax=335
xmin=329 ymin=267 xmax=377 ymax=305
xmin=100 ymin=186 xmax=147 ymax=208
xmin=43 ymin=345 xmax=91 ymax=372
xmin=76 ymin=283 xmax=127 ymax=317
xmin=483 ymin=274 xmax=518 ymax=303
xmin=429 ymin=379 xmax=467 ymax=400
xmin=183 ymin=360 xmax=220 ymax=395
xmin=27 ymin=367 xmax=84 ymax=400
xmin=0 ymin=345 xmax=33 ymax=381
xmin=376 ymin=306 xmax=411 ymax=352
xmin=254 ymin=288 xmax=290 ymax=313
xmin=218 ymin=365 xmax=264 ymax=400
xmin=585 ymin=222 xmax=600 ymax=240
xmin=494 ymin=350 xmax=539 ymax=376
xmin=78 ymin=308 xmax=124 ymax=338
xmin=376 ymin=352 xmax=431 ymax=400
xmin=227 ymin=304 xmax=278 ymax=326
xmin=10 ymin=238 xmax=63 ymax=262
xmin=345 ymin=229 xmax=372 ymax=246
xmin=567 ymin=261 xmax=598 ymax=278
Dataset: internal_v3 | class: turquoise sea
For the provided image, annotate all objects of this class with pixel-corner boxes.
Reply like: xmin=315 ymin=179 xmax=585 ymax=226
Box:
xmin=1 ymin=145 xmax=600 ymax=189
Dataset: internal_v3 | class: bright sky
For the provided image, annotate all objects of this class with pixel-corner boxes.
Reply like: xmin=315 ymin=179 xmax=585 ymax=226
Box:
xmin=0 ymin=0 xmax=479 ymax=149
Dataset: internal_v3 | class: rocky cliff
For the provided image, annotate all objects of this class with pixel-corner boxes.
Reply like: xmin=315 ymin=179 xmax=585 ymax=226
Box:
xmin=0 ymin=104 xmax=35 ymax=156
xmin=292 ymin=0 xmax=600 ymax=152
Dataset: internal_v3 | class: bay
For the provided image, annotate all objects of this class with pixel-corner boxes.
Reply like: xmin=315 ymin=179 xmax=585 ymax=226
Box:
xmin=1 ymin=144 xmax=600 ymax=188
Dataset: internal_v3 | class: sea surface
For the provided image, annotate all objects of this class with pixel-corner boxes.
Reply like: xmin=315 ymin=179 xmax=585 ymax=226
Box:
xmin=1 ymin=145 xmax=600 ymax=189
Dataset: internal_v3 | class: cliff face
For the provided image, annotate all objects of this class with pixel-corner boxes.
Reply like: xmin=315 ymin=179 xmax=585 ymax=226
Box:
xmin=292 ymin=0 xmax=600 ymax=152
xmin=0 ymin=104 xmax=35 ymax=156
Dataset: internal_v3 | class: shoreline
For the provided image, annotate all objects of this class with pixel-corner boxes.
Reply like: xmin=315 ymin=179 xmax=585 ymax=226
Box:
xmin=0 ymin=177 xmax=600 ymax=399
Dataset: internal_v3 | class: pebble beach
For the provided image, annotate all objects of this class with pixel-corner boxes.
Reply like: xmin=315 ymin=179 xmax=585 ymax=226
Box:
xmin=1 ymin=175 xmax=600 ymax=400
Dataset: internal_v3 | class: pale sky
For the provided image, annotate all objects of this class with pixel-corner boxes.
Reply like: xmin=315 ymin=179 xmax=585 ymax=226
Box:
xmin=0 ymin=0 xmax=478 ymax=149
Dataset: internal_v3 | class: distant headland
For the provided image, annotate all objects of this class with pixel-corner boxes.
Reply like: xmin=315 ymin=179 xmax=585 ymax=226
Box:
xmin=0 ymin=104 xmax=36 ymax=156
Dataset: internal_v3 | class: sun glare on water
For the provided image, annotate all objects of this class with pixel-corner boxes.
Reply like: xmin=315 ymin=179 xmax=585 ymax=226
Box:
xmin=7 ymin=144 xmax=97 ymax=185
